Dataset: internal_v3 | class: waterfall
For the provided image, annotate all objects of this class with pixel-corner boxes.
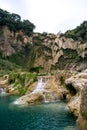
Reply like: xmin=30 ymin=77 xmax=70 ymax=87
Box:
xmin=14 ymin=77 xmax=49 ymax=105
xmin=42 ymin=94 xmax=47 ymax=103
xmin=33 ymin=77 xmax=46 ymax=93
xmin=82 ymin=44 xmax=85 ymax=70
xmin=0 ymin=87 xmax=6 ymax=94
xmin=32 ymin=77 xmax=50 ymax=103
xmin=82 ymin=45 xmax=85 ymax=59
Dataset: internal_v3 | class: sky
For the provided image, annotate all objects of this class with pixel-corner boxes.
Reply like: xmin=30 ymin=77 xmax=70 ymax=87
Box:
xmin=0 ymin=0 xmax=87 ymax=34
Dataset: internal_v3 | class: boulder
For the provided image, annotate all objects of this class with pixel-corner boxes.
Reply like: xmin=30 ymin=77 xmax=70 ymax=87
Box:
xmin=77 ymin=84 xmax=87 ymax=130
xmin=65 ymin=70 xmax=87 ymax=129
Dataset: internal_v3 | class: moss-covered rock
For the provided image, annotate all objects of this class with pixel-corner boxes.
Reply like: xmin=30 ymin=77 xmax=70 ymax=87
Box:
xmin=7 ymin=71 xmax=37 ymax=95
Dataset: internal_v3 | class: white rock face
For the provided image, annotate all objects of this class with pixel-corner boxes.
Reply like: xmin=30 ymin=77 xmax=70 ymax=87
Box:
xmin=68 ymin=95 xmax=81 ymax=116
xmin=62 ymin=38 xmax=77 ymax=50
xmin=65 ymin=70 xmax=87 ymax=117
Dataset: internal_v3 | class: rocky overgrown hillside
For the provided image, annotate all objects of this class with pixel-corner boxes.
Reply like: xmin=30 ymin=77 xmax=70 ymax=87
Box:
xmin=0 ymin=26 xmax=87 ymax=75
xmin=0 ymin=9 xmax=87 ymax=130
xmin=0 ymin=9 xmax=87 ymax=75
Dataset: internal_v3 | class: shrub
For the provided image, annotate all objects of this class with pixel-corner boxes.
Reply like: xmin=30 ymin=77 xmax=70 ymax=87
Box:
xmin=8 ymin=71 xmax=37 ymax=95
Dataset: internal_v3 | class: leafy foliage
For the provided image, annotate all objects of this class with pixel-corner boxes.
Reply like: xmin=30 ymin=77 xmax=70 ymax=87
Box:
xmin=0 ymin=58 xmax=23 ymax=77
xmin=8 ymin=71 xmax=37 ymax=95
xmin=82 ymin=112 xmax=87 ymax=119
xmin=30 ymin=66 xmax=43 ymax=73
xmin=0 ymin=8 xmax=35 ymax=36
xmin=64 ymin=21 xmax=87 ymax=42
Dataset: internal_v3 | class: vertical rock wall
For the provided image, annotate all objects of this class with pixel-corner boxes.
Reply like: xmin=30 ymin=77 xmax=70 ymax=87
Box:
xmin=78 ymin=85 xmax=87 ymax=130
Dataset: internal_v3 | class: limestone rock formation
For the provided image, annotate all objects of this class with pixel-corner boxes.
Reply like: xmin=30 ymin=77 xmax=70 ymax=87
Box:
xmin=65 ymin=70 xmax=87 ymax=116
xmin=0 ymin=26 xmax=87 ymax=73
xmin=77 ymin=84 xmax=87 ymax=130
xmin=0 ymin=26 xmax=32 ymax=57
xmin=0 ymin=75 xmax=8 ymax=88
xmin=14 ymin=75 xmax=69 ymax=105
xmin=65 ymin=70 xmax=87 ymax=129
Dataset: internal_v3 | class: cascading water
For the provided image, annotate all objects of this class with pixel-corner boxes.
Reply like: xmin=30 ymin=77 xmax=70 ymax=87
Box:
xmin=82 ymin=44 xmax=85 ymax=70
xmin=32 ymin=77 xmax=48 ymax=102
xmin=0 ymin=87 xmax=6 ymax=94
xmin=24 ymin=77 xmax=47 ymax=96
xmin=33 ymin=78 xmax=46 ymax=93
xmin=14 ymin=77 xmax=48 ymax=104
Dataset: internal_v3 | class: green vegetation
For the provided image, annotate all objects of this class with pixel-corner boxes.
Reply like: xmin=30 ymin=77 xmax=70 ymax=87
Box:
xmin=0 ymin=8 xmax=35 ymax=36
xmin=0 ymin=58 xmax=23 ymax=76
xmin=55 ymin=49 xmax=79 ymax=70
xmin=8 ymin=71 xmax=37 ymax=95
xmin=0 ymin=27 xmax=3 ymax=36
xmin=59 ymin=76 xmax=65 ymax=85
xmin=33 ymin=34 xmax=45 ymax=45
xmin=82 ymin=112 xmax=87 ymax=120
xmin=63 ymin=49 xmax=78 ymax=59
xmin=0 ymin=43 xmax=33 ymax=75
xmin=51 ymin=64 xmax=56 ymax=70
xmin=63 ymin=21 xmax=87 ymax=43
xmin=30 ymin=66 xmax=43 ymax=73
xmin=0 ymin=8 xmax=87 ymax=74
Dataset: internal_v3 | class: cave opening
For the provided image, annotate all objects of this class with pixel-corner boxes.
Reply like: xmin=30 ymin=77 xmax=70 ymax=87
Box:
xmin=66 ymin=84 xmax=77 ymax=96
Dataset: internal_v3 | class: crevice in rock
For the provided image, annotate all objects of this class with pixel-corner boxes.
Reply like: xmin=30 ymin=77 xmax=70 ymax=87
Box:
xmin=63 ymin=93 xmax=66 ymax=100
xmin=66 ymin=84 xmax=77 ymax=96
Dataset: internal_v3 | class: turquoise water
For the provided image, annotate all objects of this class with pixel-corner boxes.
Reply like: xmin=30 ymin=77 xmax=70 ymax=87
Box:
xmin=0 ymin=95 xmax=78 ymax=130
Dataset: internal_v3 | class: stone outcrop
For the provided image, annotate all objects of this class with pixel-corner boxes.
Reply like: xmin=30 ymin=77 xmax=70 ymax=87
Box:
xmin=68 ymin=96 xmax=80 ymax=116
xmin=6 ymin=69 xmax=87 ymax=130
xmin=0 ymin=26 xmax=33 ymax=57
xmin=14 ymin=74 xmax=69 ymax=105
xmin=77 ymin=84 xmax=87 ymax=130
xmin=0 ymin=75 xmax=8 ymax=88
xmin=65 ymin=70 xmax=87 ymax=130
xmin=77 ymin=116 xmax=87 ymax=130
xmin=14 ymin=92 xmax=44 ymax=105
xmin=0 ymin=26 xmax=87 ymax=73
xmin=28 ymin=34 xmax=87 ymax=72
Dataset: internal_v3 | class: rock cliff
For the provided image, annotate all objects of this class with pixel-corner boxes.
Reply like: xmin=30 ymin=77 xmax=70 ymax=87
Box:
xmin=0 ymin=26 xmax=87 ymax=74
xmin=13 ymin=74 xmax=68 ymax=105
xmin=65 ymin=70 xmax=87 ymax=130
xmin=0 ymin=23 xmax=87 ymax=130
xmin=78 ymin=81 xmax=87 ymax=130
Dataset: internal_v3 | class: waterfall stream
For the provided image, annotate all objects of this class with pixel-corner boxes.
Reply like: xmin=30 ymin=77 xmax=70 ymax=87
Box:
xmin=0 ymin=87 xmax=6 ymax=94
xmin=33 ymin=78 xmax=46 ymax=93
xmin=14 ymin=77 xmax=48 ymax=104
xmin=33 ymin=77 xmax=50 ymax=102
xmin=82 ymin=44 xmax=85 ymax=70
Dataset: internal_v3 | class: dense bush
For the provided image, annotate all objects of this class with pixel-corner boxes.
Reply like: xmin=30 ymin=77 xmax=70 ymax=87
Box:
xmin=82 ymin=112 xmax=87 ymax=119
xmin=8 ymin=71 xmax=37 ymax=95
xmin=64 ymin=21 xmax=87 ymax=43
xmin=0 ymin=8 xmax=35 ymax=36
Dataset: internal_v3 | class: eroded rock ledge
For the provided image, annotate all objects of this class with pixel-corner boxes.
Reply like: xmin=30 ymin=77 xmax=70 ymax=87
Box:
xmin=65 ymin=70 xmax=87 ymax=130
xmin=14 ymin=75 xmax=69 ymax=105
xmin=77 ymin=84 xmax=87 ymax=130
xmin=1 ymin=70 xmax=87 ymax=130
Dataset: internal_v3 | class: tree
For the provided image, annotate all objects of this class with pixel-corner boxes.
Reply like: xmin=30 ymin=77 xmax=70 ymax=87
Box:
xmin=22 ymin=20 xmax=35 ymax=36
xmin=0 ymin=8 xmax=35 ymax=35
xmin=64 ymin=21 xmax=87 ymax=42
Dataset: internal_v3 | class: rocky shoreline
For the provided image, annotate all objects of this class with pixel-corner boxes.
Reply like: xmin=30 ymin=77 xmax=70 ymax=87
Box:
xmin=0 ymin=70 xmax=87 ymax=130
xmin=65 ymin=70 xmax=87 ymax=130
